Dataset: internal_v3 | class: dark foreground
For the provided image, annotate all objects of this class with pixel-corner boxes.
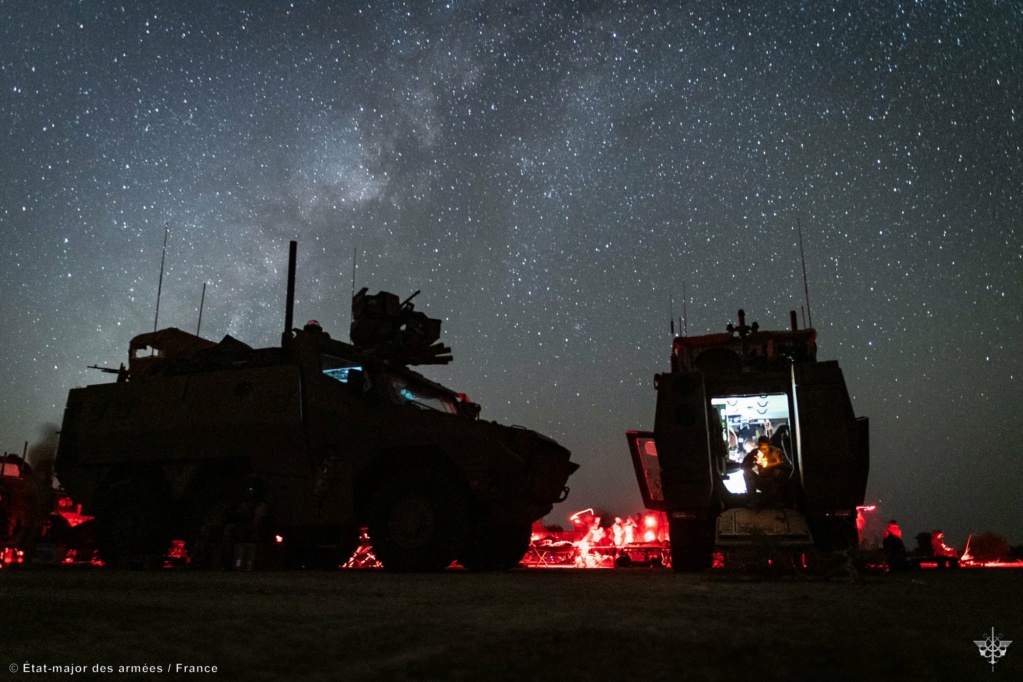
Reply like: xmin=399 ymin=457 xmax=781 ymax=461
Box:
xmin=2 ymin=567 xmax=1020 ymax=681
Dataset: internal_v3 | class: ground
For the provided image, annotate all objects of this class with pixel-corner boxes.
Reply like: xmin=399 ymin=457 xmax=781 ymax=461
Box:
xmin=1 ymin=568 xmax=1020 ymax=681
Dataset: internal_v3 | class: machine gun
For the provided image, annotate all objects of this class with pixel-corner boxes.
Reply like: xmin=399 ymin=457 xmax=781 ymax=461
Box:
xmin=87 ymin=364 xmax=128 ymax=382
xmin=349 ymin=288 xmax=453 ymax=365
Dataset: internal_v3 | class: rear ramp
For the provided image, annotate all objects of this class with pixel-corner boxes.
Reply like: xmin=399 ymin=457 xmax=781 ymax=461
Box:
xmin=716 ymin=508 xmax=814 ymax=549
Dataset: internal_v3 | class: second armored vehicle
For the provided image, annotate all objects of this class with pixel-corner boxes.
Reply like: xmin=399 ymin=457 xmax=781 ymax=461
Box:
xmin=628 ymin=310 xmax=869 ymax=570
xmin=55 ymin=242 xmax=578 ymax=571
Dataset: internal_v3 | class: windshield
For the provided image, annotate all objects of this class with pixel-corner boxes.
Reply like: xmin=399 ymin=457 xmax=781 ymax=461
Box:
xmin=388 ymin=376 xmax=458 ymax=414
xmin=321 ymin=354 xmax=362 ymax=384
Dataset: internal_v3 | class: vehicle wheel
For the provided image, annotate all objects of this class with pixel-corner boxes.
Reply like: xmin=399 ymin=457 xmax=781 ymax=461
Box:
xmin=94 ymin=480 xmax=171 ymax=569
xmin=669 ymin=515 xmax=715 ymax=572
xmin=368 ymin=468 xmax=468 ymax=572
xmin=809 ymin=514 xmax=859 ymax=552
xmin=458 ymin=521 xmax=532 ymax=571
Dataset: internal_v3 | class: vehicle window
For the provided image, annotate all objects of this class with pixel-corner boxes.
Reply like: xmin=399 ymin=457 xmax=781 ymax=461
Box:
xmin=322 ymin=355 xmax=362 ymax=384
xmin=390 ymin=377 xmax=458 ymax=414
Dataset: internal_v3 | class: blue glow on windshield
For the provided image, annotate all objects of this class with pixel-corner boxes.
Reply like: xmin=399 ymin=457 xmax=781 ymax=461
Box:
xmin=323 ymin=366 xmax=362 ymax=383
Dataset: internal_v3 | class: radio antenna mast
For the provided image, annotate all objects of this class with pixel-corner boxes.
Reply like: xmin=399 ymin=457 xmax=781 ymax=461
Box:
xmin=153 ymin=222 xmax=169 ymax=333
xmin=349 ymin=245 xmax=359 ymax=329
xmin=798 ymin=218 xmax=813 ymax=329
xmin=682 ymin=280 xmax=689 ymax=337
xmin=351 ymin=245 xmax=358 ymax=299
xmin=669 ymin=295 xmax=675 ymax=337
xmin=196 ymin=282 xmax=207 ymax=337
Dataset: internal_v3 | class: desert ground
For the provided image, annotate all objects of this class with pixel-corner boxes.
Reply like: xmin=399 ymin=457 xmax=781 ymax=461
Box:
xmin=2 ymin=566 xmax=1020 ymax=681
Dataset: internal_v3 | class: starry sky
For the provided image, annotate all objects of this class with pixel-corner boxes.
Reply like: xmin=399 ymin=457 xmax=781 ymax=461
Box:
xmin=2 ymin=1 xmax=1020 ymax=547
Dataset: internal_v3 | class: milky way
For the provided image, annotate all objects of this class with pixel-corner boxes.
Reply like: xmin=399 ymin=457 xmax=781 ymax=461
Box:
xmin=2 ymin=1 xmax=1020 ymax=545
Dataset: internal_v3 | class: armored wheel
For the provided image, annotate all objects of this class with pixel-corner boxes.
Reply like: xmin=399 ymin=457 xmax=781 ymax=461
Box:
xmin=808 ymin=514 xmax=860 ymax=553
xmin=668 ymin=514 xmax=715 ymax=572
xmin=368 ymin=468 xmax=468 ymax=572
xmin=458 ymin=520 xmax=532 ymax=571
xmin=94 ymin=479 xmax=171 ymax=569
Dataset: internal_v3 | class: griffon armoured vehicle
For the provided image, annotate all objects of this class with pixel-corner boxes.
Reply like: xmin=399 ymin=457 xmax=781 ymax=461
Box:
xmin=627 ymin=310 xmax=868 ymax=570
xmin=55 ymin=242 xmax=578 ymax=571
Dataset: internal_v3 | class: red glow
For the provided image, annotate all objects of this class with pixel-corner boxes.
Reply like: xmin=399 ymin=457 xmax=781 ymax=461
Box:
xmin=1 ymin=547 xmax=25 ymax=566
xmin=569 ymin=508 xmax=595 ymax=525
xmin=56 ymin=508 xmax=94 ymax=528
xmin=275 ymin=534 xmax=284 ymax=544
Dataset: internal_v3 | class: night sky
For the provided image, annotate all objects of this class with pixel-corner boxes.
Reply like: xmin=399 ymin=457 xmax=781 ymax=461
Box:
xmin=2 ymin=1 xmax=1020 ymax=547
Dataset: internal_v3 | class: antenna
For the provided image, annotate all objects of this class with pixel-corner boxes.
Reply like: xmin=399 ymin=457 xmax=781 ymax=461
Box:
xmin=196 ymin=282 xmax=207 ymax=337
xmin=669 ymin=295 xmax=675 ymax=337
xmin=349 ymin=245 xmax=358 ymax=330
xmin=798 ymin=218 xmax=813 ymax=329
xmin=682 ymin=281 xmax=688 ymax=336
xmin=153 ymin=222 xmax=169 ymax=333
xmin=351 ymin=245 xmax=358 ymax=299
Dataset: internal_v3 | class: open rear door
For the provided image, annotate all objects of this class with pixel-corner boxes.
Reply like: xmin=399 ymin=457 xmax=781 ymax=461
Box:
xmin=626 ymin=431 xmax=666 ymax=511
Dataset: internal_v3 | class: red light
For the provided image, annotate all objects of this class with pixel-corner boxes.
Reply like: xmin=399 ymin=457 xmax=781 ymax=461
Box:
xmin=275 ymin=535 xmax=284 ymax=544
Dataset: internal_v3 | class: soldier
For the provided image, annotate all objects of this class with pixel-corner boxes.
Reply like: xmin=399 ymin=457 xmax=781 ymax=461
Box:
xmin=930 ymin=530 xmax=958 ymax=568
xmin=222 ymin=476 xmax=270 ymax=570
xmin=883 ymin=520 xmax=909 ymax=571
xmin=744 ymin=436 xmax=792 ymax=506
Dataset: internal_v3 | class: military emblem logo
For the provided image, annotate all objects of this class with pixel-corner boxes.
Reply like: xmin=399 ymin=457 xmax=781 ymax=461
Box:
xmin=974 ymin=627 xmax=1011 ymax=672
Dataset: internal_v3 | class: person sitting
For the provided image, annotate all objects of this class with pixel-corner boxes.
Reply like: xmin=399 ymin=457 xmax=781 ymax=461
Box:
xmin=743 ymin=436 xmax=793 ymax=507
xmin=930 ymin=530 xmax=959 ymax=568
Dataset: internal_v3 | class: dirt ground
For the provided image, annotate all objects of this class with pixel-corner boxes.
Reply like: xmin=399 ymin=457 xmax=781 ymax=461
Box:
xmin=2 ymin=566 xmax=1020 ymax=681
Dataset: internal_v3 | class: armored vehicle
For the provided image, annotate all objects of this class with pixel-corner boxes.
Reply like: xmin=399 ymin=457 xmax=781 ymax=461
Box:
xmin=627 ymin=310 xmax=868 ymax=570
xmin=55 ymin=242 xmax=578 ymax=571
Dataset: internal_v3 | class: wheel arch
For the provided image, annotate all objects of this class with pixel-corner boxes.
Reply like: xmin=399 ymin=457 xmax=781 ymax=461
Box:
xmin=353 ymin=445 xmax=470 ymax=525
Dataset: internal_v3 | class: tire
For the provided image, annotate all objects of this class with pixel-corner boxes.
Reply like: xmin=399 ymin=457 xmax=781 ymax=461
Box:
xmin=368 ymin=468 xmax=468 ymax=572
xmin=94 ymin=480 xmax=171 ymax=569
xmin=809 ymin=514 xmax=859 ymax=553
xmin=458 ymin=521 xmax=532 ymax=571
xmin=669 ymin=514 xmax=715 ymax=572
